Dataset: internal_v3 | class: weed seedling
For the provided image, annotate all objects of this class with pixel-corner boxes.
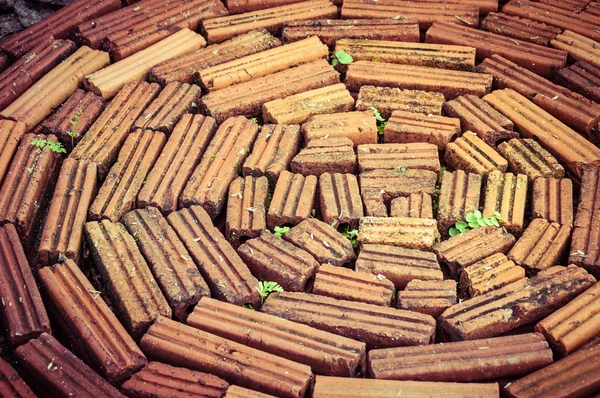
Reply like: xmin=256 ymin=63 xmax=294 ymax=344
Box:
xmin=370 ymin=106 xmax=387 ymax=135
xmin=330 ymin=49 xmax=353 ymax=67
xmin=449 ymin=210 xmax=502 ymax=237
xmin=341 ymin=226 xmax=359 ymax=249
xmin=66 ymin=109 xmax=83 ymax=149
xmin=272 ymin=226 xmax=290 ymax=238
xmin=257 ymin=281 xmax=284 ymax=303
xmin=27 ymin=138 xmax=66 ymax=174
xmin=251 ymin=117 xmax=261 ymax=129
xmin=243 ymin=303 xmax=255 ymax=310
xmin=432 ymin=167 xmax=446 ymax=218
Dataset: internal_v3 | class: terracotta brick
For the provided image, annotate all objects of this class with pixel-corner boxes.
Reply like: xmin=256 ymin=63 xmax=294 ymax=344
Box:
xmin=532 ymin=178 xmax=573 ymax=226
xmin=243 ymin=124 xmax=301 ymax=183
xmin=262 ymin=83 xmax=355 ymax=125
xmin=137 ymin=114 xmax=217 ymax=214
xmin=149 ymin=29 xmax=281 ymax=85
xmin=38 ymin=159 xmax=97 ymax=266
xmin=121 ymin=362 xmax=228 ymax=398
xmin=459 ymin=253 xmax=525 ymax=298
xmin=122 ymin=207 xmax=210 ymax=321
xmin=201 ymin=0 xmax=337 ymax=43
xmin=497 ymin=138 xmax=565 ymax=180
xmin=38 ymin=259 xmax=146 ymax=384
xmin=0 ymin=120 xmax=26 ymax=187
xmin=482 ymin=171 xmax=528 ymax=235
xmin=141 ymin=316 xmax=313 ymax=398
xmin=84 ymin=220 xmax=171 ymax=338
xmin=439 ymin=265 xmax=596 ymax=341
xmin=480 ymin=12 xmax=561 ymax=46
xmin=0 ymin=134 xmax=62 ymax=245
xmin=442 ymin=94 xmax=516 ymax=145
xmin=167 ymin=205 xmax=261 ymax=307
xmin=434 ymin=226 xmax=515 ymax=278
xmin=43 ymin=89 xmax=105 ymax=151
xmin=267 ymin=170 xmax=317 ymax=228
xmin=14 ymin=334 xmax=125 ymax=398
xmin=282 ymin=19 xmax=420 ymax=47
xmin=312 ymin=264 xmax=396 ymax=306
xmin=383 ymin=110 xmax=460 ymax=149
xmin=397 ymin=279 xmax=456 ymax=317
xmin=238 ymin=231 xmax=319 ymax=292
xmin=133 ymin=82 xmax=201 ymax=135
xmin=283 ymin=218 xmax=356 ymax=266
xmin=290 ymin=137 xmax=357 ymax=176
xmin=358 ymin=217 xmax=440 ymax=252
xmin=445 ymin=132 xmax=508 ymax=175
xmin=202 ymin=59 xmax=339 ymax=123
xmin=225 ymin=386 xmax=277 ymax=398
xmin=70 ymin=81 xmax=161 ymax=179
xmin=355 ymin=86 xmax=445 ymax=119
xmin=556 ymin=61 xmax=600 ymax=103
xmin=357 ymin=143 xmax=440 ymax=173
xmin=226 ymin=176 xmax=268 ymax=243
xmin=368 ymin=333 xmax=552 ymax=381
xmin=345 ymin=61 xmax=493 ymax=100
xmin=302 ymin=111 xmax=377 ymax=147
xmin=437 ymin=170 xmax=482 ymax=237
xmin=189 ymin=296 xmax=366 ymax=376
xmin=225 ymin=0 xmax=309 ymax=13
xmin=505 ymin=343 xmax=600 ymax=398
xmin=261 ymin=292 xmax=436 ymax=349
xmin=539 ymin=0 xmax=590 ymax=12
xmin=319 ymin=173 xmax=363 ymax=229
xmin=356 ymin=244 xmax=443 ymax=289
xmin=0 ymin=358 xmax=35 ymax=397
xmin=390 ymin=193 xmax=433 ymax=219
xmin=181 ymin=116 xmax=259 ymax=218
xmin=0 ymin=224 xmax=50 ymax=346
xmin=85 ymin=29 xmax=206 ymax=99
xmin=552 ymin=30 xmax=600 ymax=70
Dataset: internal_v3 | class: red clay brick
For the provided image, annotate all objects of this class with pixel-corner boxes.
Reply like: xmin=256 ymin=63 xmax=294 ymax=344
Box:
xmin=459 ymin=253 xmax=525 ymax=298
xmin=397 ymin=279 xmax=456 ymax=317
xmin=291 ymin=137 xmax=357 ymax=176
xmin=226 ymin=176 xmax=268 ymax=243
xmin=0 ymin=358 xmax=35 ymax=397
xmin=302 ymin=111 xmax=377 ymax=147
xmin=0 ymin=120 xmax=25 ymax=187
xmin=555 ymin=61 xmax=600 ymax=103
xmin=357 ymin=143 xmax=440 ymax=173
xmin=552 ymin=30 xmax=600 ymax=70
xmin=480 ymin=12 xmax=561 ymax=46
xmin=532 ymin=178 xmax=573 ymax=227
xmin=358 ymin=217 xmax=441 ymax=252
xmin=390 ymin=193 xmax=433 ymax=219
xmin=383 ymin=110 xmax=460 ymax=149
xmin=497 ymin=138 xmax=565 ymax=180
xmin=482 ymin=171 xmax=528 ymax=235
xmin=437 ymin=169 xmax=482 ymax=237
xmin=355 ymin=86 xmax=445 ymax=119
xmin=267 ymin=170 xmax=317 ymax=228
xmin=225 ymin=386 xmax=277 ymax=398
xmin=445 ymin=132 xmax=508 ymax=175
xmin=319 ymin=172 xmax=363 ymax=229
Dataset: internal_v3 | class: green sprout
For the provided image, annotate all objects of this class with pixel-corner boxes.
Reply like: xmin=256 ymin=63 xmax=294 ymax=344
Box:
xmin=273 ymin=226 xmax=290 ymax=238
xmin=449 ymin=210 xmax=502 ymax=237
xmin=30 ymin=138 xmax=66 ymax=154
xmin=251 ymin=117 xmax=262 ymax=129
xmin=432 ymin=167 xmax=446 ymax=218
xmin=342 ymin=226 xmax=359 ymax=249
xmin=370 ymin=106 xmax=387 ymax=135
xmin=331 ymin=49 xmax=353 ymax=67
xmin=243 ymin=303 xmax=255 ymax=310
xmin=257 ymin=281 xmax=284 ymax=303
xmin=66 ymin=109 xmax=83 ymax=149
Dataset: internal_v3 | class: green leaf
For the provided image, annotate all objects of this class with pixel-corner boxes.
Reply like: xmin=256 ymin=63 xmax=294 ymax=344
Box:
xmin=477 ymin=218 xmax=486 ymax=227
xmin=331 ymin=58 xmax=339 ymax=67
xmin=335 ymin=49 xmax=353 ymax=65
xmin=483 ymin=217 xmax=494 ymax=226
xmin=494 ymin=211 xmax=502 ymax=220
xmin=491 ymin=217 xmax=500 ymax=227
xmin=243 ymin=303 xmax=255 ymax=310
xmin=449 ymin=227 xmax=459 ymax=237
xmin=273 ymin=226 xmax=290 ymax=238
xmin=456 ymin=221 xmax=468 ymax=229
xmin=465 ymin=212 xmax=476 ymax=223
xmin=473 ymin=210 xmax=482 ymax=219
xmin=468 ymin=222 xmax=479 ymax=229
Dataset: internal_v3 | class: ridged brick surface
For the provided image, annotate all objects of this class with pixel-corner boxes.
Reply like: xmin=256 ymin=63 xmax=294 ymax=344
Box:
xmin=480 ymin=12 xmax=561 ymax=46
xmin=0 ymin=120 xmax=26 ymax=187
xmin=397 ymin=279 xmax=456 ymax=317
xmin=532 ymin=178 xmax=573 ymax=226
xmin=290 ymin=137 xmax=357 ymax=176
xmin=0 ymin=358 xmax=35 ymax=397
xmin=358 ymin=217 xmax=440 ymax=252
xmin=319 ymin=172 xmax=363 ymax=229
xmin=267 ymin=170 xmax=317 ymax=228
xmin=390 ymin=193 xmax=433 ymax=219
xmin=383 ymin=110 xmax=460 ymax=149
xmin=482 ymin=171 xmax=528 ymax=235
xmin=556 ymin=61 xmax=600 ymax=102
xmin=357 ymin=143 xmax=440 ymax=173
xmin=355 ymin=86 xmax=445 ymax=119
xmin=437 ymin=170 xmax=482 ymax=237
xmin=497 ymin=138 xmax=565 ymax=180
xmin=459 ymin=253 xmax=525 ymax=298
xmin=226 ymin=175 xmax=268 ymax=243
xmin=444 ymin=132 xmax=508 ymax=175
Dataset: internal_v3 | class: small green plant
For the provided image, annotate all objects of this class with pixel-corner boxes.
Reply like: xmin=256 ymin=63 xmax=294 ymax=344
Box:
xmin=432 ymin=167 xmax=445 ymax=218
xmin=342 ymin=226 xmax=359 ymax=249
xmin=273 ymin=226 xmax=290 ymax=238
xmin=370 ymin=106 xmax=387 ymax=135
xmin=448 ymin=210 xmax=502 ymax=237
xmin=30 ymin=138 xmax=66 ymax=154
xmin=257 ymin=281 xmax=284 ymax=303
xmin=331 ymin=49 xmax=353 ymax=67
xmin=243 ymin=303 xmax=255 ymax=310
xmin=66 ymin=109 xmax=83 ymax=148
xmin=251 ymin=117 xmax=262 ymax=129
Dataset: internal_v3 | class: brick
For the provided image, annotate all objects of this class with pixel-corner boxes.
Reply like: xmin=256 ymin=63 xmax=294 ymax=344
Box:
xmin=85 ymin=29 xmax=206 ymax=98
xmin=267 ymin=171 xmax=317 ymax=228
xmin=358 ymin=217 xmax=440 ymax=252
xmin=121 ymin=362 xmax=228 ymax=398
xmin=0 ymin=358 xmax=35 ymax=397
xmin=357 ymin=143 xmax=440 ymax=173
xmin=237 ymin=231 xmax=319 ymax=291
xmin=282 ymin=19 xmax=420 ymax=47
xmin=355 ymin=86 xmax=445 ymax=119
xmin=70 ymin=81 xmax=160 ymax=179
xmin=0 ymin=120 xmax=25 ymax=187
xmin=167 ymin=205 xmax=261 ymax=307
xmin=1 ymin=46 xmax=109 ymax=131
xmin=0 ymin=224 xmax=50 ymax=346
xmin=141 ymin=316 xmax=313 ymax=398
xmin=312 ymin=264 xmax=396 ymax=306
xmin=225 ymin=0 xmax=308 ymax=13
xmin=397 ymin=279 xmax=456 ymax=317
xmin=390 ymin=193 xmax=433 ymax=219
xmin=283 ymin=218 xmax=356 ymax=266
xmin=262 ymin=83 xmax=355 ymax=125
xmin=345 ymin=61 xmax=493 ymax=100
xmin=225 ymin=386 xmax=277 ymax=398
xmin=302 ymin=111 xmax=377 ymax=147
xmin=201 ymin=0 xmax=337 ymax=43
xmin=133 ymin=82 xmax=201 ymax=134
xmin=202 ymin=59 xmax=339 ymax=123
xmin=383 ymin=110 xmax=459 ymax=149
xmin=437 ymin=170 xmax=482 ymax=237
xmin=445 ymin=132 xmax=508 ymax=175
xmin=442 ymin=94 xmax=517 ymax=145
xmin=480 ymin=12 xmax=561 ymax=46
xmin=482 ymin=171 xmax=528 ymax=234
xmin=319 ymin=172 xmax=363 ymax=229
xmin=439 ymin=265 xmax=596 ymax=341
xmin=89 ymin=130 xmax=166 ymax=222
xmin=189 ymin=297 xmax=366 ymax=376
xmin=459 ymin=253 xmax=525 ymax=298
xmin=368 ymin=333 xmax=552 ymax=381
xmin=555 ymin=61 xmax=600 ymax=103
xmin=137 ymin=114 xmax=217 ymax=214
xmin=551 ymin=30 xmax=600 ymax=69
xmin=243 ymin=124 xmax=301 ymax=183
xmin=497 ymin=138 xmax=565 ymax=180
xmin=532 ymin=178 xmax=573 ymax=227
xmin=84 ymin=220 xmax=171 ymax=338
xmin=434 ymin=226 xmax=515 ymax=278
xmin=38 ymin=259 xmax=146 ymax=384
xmin=38 ymin=159 xmax=97 ymax=266
xmin=122 ymin=207 xmax=210 ymax=321
xmin=290 ymin=137 xmax=357 ymax=176
xmin=538 ymin=0 xmax=590 ymax=12
xmin=226 ymin=176 xmax=268 ymax=243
